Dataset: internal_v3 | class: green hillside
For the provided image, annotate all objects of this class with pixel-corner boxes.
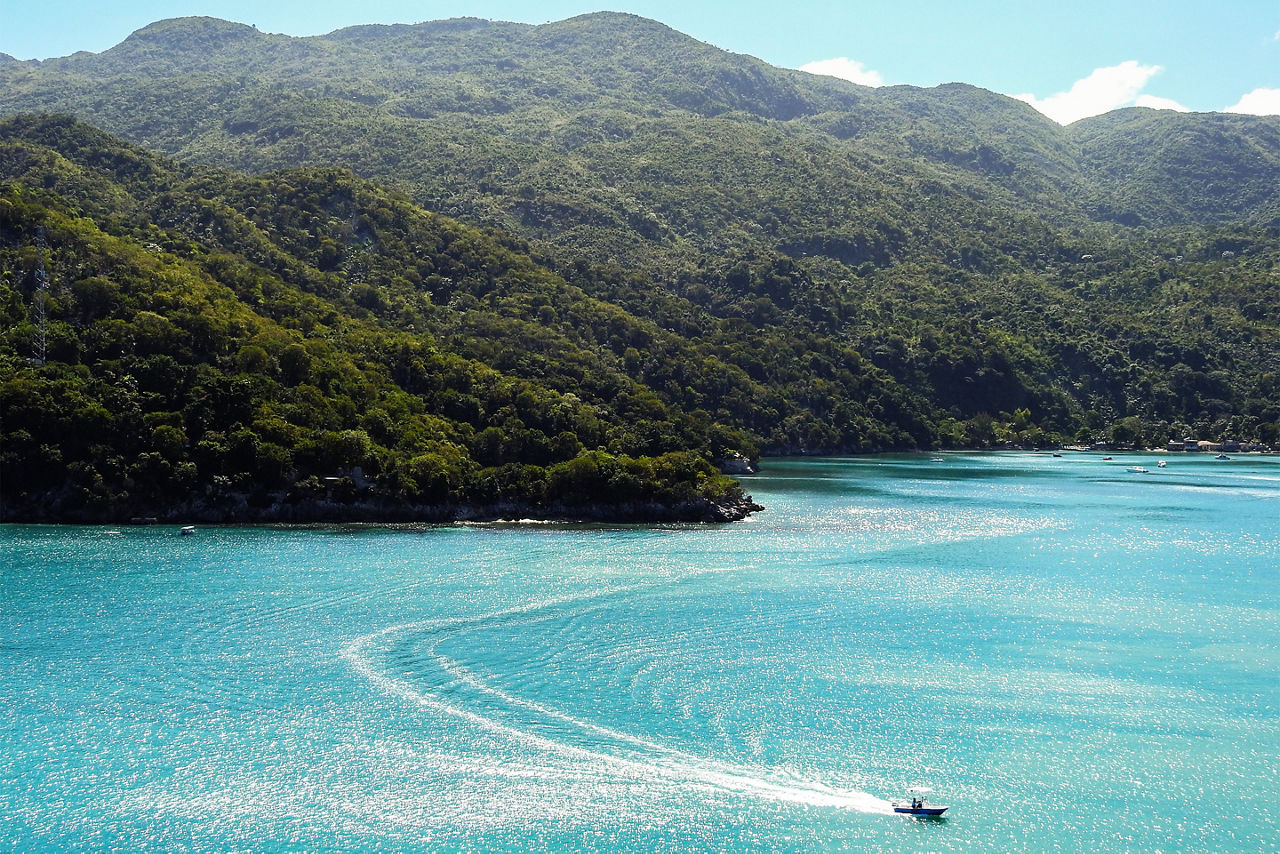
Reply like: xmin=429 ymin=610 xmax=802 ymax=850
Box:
xmin=0 ymin=117 xmax=765 ymax=523
xmin=1 ymin=13 xmax=1278 ymax=523
xmin=3 ymin=13 xmax=1276 ymax=239
xmin=1070 ymin=108 xmax=1280 ymax=227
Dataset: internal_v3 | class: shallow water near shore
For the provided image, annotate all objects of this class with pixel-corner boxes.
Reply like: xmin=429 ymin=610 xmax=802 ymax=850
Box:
xmin=3 ymin=452 xmax=1277 ymax=851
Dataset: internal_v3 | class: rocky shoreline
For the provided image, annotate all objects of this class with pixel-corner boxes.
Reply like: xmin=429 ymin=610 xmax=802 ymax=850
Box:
xmin=3 ymin=489 xmax=764 ymax=527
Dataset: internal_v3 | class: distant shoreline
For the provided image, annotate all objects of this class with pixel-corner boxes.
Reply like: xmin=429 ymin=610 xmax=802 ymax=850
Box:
xmin=1 ymin=491 xmax=764 ymax=527
xmin=14 ymin=446 xmax=1278 ymax=527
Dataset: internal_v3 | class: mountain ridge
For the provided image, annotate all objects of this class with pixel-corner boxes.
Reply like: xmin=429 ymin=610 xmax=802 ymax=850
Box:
xmin=3 ymin=114 xmax=1275 ymax=458
xmin=0 ymin=15 xmax=1277 ymax=524
xmin=3 ymin=12 xmax=1274 ymax=240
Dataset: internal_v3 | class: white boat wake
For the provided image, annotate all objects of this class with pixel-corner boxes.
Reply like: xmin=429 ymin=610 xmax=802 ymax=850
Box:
xmin=341 ymin=591 xmax=892 ymax=814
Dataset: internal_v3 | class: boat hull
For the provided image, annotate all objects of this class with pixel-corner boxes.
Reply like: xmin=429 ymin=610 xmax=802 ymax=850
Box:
xmin=893 ymin=805 xmax=948 ymax=816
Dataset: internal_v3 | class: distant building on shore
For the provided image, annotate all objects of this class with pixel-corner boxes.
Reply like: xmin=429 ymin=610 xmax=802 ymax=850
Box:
xmin=1165 ymin=437 xmax=1270 ymax=453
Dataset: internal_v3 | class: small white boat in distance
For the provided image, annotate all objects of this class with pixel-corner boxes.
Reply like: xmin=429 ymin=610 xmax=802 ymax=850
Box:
xmin=1127 ymin=466 xmax=1150 ymax=474
xmin=891 ymin=787 xmax=948 ymax=817
xmin=180 ymin=525 xmax=196 ymax=536
xmin=1157 ymin=460 xmax=1167 ymax=468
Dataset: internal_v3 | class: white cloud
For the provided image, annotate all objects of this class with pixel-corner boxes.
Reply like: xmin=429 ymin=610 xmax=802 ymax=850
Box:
xmin=1013 ymin=61 xmax=1163 ymax=124
xmin=798 ymin=57 xmax=884 ymax=87
xmin=1135 ymin=94 xmax=1190 ymax=112
xmin=1224 ymin=88 xmax=1280 ymax=115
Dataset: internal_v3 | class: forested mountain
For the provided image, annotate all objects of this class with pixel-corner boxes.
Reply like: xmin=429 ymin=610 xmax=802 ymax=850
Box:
xmin=0 ymin=117 xmax=765 ymax=522
xmin=1 ymin=14 xmax=1278 ymax=522
xmin=1068 ymin=109 xmax=1280 ymax=227
xmin=3 ymin=12 xmax=1277 ymax=240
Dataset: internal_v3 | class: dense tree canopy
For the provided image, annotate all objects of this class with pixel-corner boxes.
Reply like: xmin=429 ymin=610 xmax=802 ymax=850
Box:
xmin=0 ymin=13 xmax=1277 ymax=521
xmin=0 ymin=121 xmax=764 ymax=522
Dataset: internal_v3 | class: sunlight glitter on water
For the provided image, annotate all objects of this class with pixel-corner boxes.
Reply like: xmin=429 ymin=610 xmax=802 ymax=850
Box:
xmin=343 ymin=608 xmax=896 ymax=818
xmin=3 ymin=454 xmax=1277 ymax=851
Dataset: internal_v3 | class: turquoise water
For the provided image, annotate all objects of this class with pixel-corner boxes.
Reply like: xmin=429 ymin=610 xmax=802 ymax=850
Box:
xmin=2 ymin=453 xmax=1277 ymax=851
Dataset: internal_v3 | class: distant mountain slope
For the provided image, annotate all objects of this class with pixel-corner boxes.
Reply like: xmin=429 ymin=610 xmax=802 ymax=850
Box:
xmin=2 ymin=11 xmax=1275 ymax=251
xmin=1071 ymin=108 xmax=1280 ymax=227
xmin=3 ymin=115 xmax=1277 ymax=477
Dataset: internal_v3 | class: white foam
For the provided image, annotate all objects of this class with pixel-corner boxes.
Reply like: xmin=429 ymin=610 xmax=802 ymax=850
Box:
xmin=341 ymin=593 xmax=892 ymax=814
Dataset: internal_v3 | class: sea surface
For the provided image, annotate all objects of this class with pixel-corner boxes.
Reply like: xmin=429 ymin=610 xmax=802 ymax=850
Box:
xmin=2 ymin=453 xmax=1277 ymax=852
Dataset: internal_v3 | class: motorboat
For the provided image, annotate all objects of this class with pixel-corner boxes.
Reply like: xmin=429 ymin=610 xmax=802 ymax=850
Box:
xmin=1157 ymin=460 xmax=1167 ymax=468
xmin=1127 ymin=466 xmax=1150 ymax=474
xmin=180 ymin=525 xmax=196 ymax=536
xmin=1216 ymin=454 xmax=1230 ymax=460
xmin=891 ymin=787 xmax=948 ymax=817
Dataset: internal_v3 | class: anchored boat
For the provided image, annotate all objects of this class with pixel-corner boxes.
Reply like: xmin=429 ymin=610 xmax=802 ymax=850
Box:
xmin=891 ymin=786 xmax=948 ymax=817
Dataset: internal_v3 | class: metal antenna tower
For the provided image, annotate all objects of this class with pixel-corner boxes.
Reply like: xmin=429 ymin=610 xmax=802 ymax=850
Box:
xmin=32 ymin=226 xmax=48 ymax=365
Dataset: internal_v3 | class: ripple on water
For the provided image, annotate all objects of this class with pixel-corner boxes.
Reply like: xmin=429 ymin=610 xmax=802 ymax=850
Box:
xmin=3 ymin=455 xmax=1278 ymax=851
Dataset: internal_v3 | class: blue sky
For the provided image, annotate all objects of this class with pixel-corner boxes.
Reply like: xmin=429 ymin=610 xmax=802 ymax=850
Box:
xmin=2 ymin=1 xmax=1277 ymax=123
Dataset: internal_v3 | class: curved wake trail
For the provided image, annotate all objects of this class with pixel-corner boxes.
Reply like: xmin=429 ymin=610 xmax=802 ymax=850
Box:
xmin=341 ymin=591 xmax=892 ymax=815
